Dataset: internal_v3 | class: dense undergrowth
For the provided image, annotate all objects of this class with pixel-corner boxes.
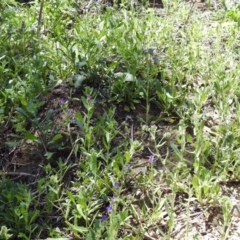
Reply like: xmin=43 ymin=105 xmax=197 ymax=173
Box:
xmin=1 ymin=0 xmax=240 ymax=239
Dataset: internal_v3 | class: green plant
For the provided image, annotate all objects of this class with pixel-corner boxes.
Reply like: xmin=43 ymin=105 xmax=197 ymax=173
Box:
xmin=0 ymin=226 xmax=13 ymax=240
xmin=2 ymin=0 xmax=240 ymax=239
xmin=0 ymin=179 xmax=40 ymax=239
xmin=192 ymin=167 xmax=221 ymax=205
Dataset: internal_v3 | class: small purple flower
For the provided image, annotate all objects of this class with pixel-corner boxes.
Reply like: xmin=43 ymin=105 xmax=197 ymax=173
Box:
xmin=101 ymin=215 xmax=107 ymax=222
xmin=86 ymin=95 xmax=92 ymax=100
xmin=143 ymin=48 xmax=156 ymax=55
xmin=149 ymin=155 xmax=155 ymax=163
xmin=177 ymin=109 xmax=182 ymax=114
xmin=153 ymin=56 xmax=159 ymax=64
xmin=177 ymin=103 xmax=187 ymax=115
xmin=106 ymin=205 xmax=112 ymax=212
xmin=20 ymin=21 xmax=26 ymax=31
xmin=7 ymin=28 xmax=12 ymax=35
xmin=124 ymin=164 xmax=131 ymax=170
xmin=111 ymin=196 xmax=116 ymax=201
xmin=67 ymin=109 xmax=72 ymax=115
xmin=60 ymin=98 xmax=65 ymax=104
xmin=143 ymin=49 xmax=148 ymax=54
xmin=148 ymin=48 xmax=154 ymax=54
xmin=114 ymin=182 xmax=120 ymax=188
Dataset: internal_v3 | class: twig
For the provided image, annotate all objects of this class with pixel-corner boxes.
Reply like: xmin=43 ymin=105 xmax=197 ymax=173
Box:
xmin=0 ymin=171 xmax=37 ymax=177
xmin=85 ymin=0 xmax=94 ymax=11
xmin=183 ymin=0 xmax=197 ymax=28
xmin=130 ymin=122 xmax=134 ymax=141
xmin=65 ymin=136 xmax=80 ymax=164
xmin=37 ymin=0 xmax=45 ymax=34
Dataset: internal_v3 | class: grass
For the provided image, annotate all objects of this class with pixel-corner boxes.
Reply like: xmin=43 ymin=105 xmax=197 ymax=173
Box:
xmin=1 ymin=0 xmax=240 ymax=239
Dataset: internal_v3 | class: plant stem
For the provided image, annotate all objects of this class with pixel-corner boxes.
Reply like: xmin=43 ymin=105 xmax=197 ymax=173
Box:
xmin=37 ymin=0 xmax=44 ymax=34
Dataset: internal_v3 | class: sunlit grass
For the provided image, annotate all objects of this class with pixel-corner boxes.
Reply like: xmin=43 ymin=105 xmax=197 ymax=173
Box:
xmin=1 ymin=0 xmax=240 ymax=239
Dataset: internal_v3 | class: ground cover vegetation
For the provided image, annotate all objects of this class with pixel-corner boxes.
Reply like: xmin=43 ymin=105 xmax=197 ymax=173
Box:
xmin=1 ymin=0 xmax=240 ymax=239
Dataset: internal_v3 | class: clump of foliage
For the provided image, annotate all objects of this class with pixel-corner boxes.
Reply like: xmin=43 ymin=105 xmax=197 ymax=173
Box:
xmin=0 ymin=0 xmax=239 ymax=239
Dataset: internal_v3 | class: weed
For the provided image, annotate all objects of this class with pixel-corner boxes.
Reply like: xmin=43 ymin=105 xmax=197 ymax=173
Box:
xmin=1 ymin=0 xmax=240 ymax=239
xmin=0 ymin=179 xmax=40 ymax=239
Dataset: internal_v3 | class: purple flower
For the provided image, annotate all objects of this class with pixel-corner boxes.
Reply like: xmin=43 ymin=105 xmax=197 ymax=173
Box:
xmin=177 ymin=109 xmax=182 ymax=114
xmin=143 ymin=48 xmax=155 ymax=55
xmin=149 ymin=155 xmax=155 ymax=163
xmin=148 ymin=48 xmax=154 ymax=54
xmin=124 ymin=164 xmax=131 ymax=170
xmin=111 ymin=196 xmax=116 ymax=201
xmin=114 ymin=182 xmax=120 ymax=188
xmin=67 ymin=109 xmax=72 ymax=115
xmin=20 ymin=21 xmax=26 ymax=31
xmin=143 ymin=49 xmax=148 ymax=54
xmin=153 ymin=57 xmax=159 ymax=64
xmin=101 ymin=215 xmax=107 ymax=222
xmin=177 ymin=103 xmax=188 ymax=115
xmin=106 ymin=205 xmax=112 ymax=212
xmin=86 ymin=95 xmax=92 ymax=100
xmin=60 ymin=98 xmax=65 ymax=104
xmin=7 ymin=28 xmax=12 ymax=35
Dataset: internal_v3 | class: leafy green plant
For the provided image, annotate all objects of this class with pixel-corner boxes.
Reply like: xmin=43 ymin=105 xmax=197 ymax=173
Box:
xmin=192 ymin=167 xmax=221 ymax=205
xmin=2 ymin=0 xmax=240 ymax=239
xmin=0 ymin=179 xmax=40 ymax=239
xmin=153 ymin=79 xmax=186 ymax=114
xmin=111 ymin=72 xmax=144 ymax=108
xmin=0 ymin=226 xmax=13 ymax=240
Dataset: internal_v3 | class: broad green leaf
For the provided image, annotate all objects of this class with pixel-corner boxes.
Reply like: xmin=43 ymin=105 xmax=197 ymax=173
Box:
xmin=76 ymin=204 xmax=87 ymax=220
xmin=25 ymin=132 xmax=38 ymax=141
xmin=73 ymin=74 xmax=86 ymax=88
xmin=75 ymin=112 xmax=85 ymax=131
xmin=124 ymin=105 xmax=130 ymax=112
xmin=66 ymin=221 xmax=88 ymax=233
xmin=45 ymin=109 xmax=54 ymax=121
xmin=192 ymin=175 xmax=199 ymax=190
xmin=44 ymin=152 xmax=54 ymax=160
xmin=114 ymin=72 xmax=135 ymax=82
xmin=29 ymin=210 xmax=40 ymax=224
xmin=16 ymin=107 xmax=29 ymax=120
xmin=170 ymin=143 xmax=182 ymax=159
xmin=5 ymin=141 xmax=19 ymax=147
xmin=52 ymin=134 xmax=62 ymax=142
xmin=66 ymin=190 xmax=76 ymax=204
xmin=107 ymin=62 xmax=118 ymax=72
xmin=20 ymin=98 xmax=27 ymax=106
xmin=77 ymin=60 xmax=87 ymax=68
